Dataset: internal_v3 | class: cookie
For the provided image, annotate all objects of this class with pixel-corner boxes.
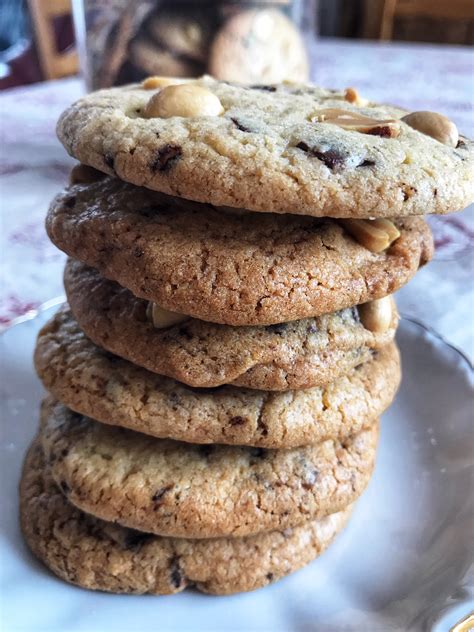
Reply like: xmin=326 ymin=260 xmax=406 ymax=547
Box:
xmin=208 ymin=9 xmax=308 ymax=84
xmin=47 ymin=177 xmax=433 ymax=326
xmin=35 ymin=305 xmax=400 ymax=448
xmin=64 ymin=260 xmax=399 ymax=391
xmin=40 ymin=398 xmax=377 ymax=539
xmin=128 ymin=37 xmax=203 ymax=79
xmin=147 ymin=8 xmax=213 ymax=64
xmin=21 ymin=440 xmax=352 ymax=595
xmin=56 ymin=76 xmax=474 ymax=217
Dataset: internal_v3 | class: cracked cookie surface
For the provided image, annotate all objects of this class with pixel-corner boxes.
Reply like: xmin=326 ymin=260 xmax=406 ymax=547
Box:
xmin=35 ymin=306 xmax=400 ymax=448
xmin=56 ymin=77 xmax=474 ymax=218
xmin=21 ymin=440 xmax=351 ymax=595
xmin=47 ymin=177 xmax=433 ymax=325
xmin=40 ymin=398 xmax=377 ymax=539
xmin=64 ymin=260 xmax=399 ymax=390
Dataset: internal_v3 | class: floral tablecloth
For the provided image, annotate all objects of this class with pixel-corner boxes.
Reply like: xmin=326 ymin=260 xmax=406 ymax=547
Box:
xmin=1 ymin=38 xmax=473 ymax=359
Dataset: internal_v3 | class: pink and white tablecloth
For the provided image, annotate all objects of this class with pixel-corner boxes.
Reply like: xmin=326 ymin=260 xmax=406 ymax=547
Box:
xmin=1 ymin=38 xmax=473 ymax=358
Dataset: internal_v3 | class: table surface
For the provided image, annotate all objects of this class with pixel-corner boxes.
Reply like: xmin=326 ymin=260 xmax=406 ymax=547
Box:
xmin=1 ymin=38 xmax=473 ymax=359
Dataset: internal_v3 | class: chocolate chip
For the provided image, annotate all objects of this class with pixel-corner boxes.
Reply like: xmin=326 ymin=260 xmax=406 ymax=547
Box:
xmin=358 ymin=159 xmax=376 ymax=167
xmin=124 ymin=530 xmax=153 ymax=549
xmin=150 ymin=144 xmax=182 ymax=172
xmin=456 ymin=138 xmax=466 ymax=149
xmin=229 ymin=416 xmax=246 ymax=426
xmin=59 ymin=480 xmax=70 ymax=495
xmin=133 ymin=246 xmax=144 ymax=258
xmin=231 ymin=117 xmax=251 ymax=133
xmin=296 ymin=142 xmax=347 ymax=171
xmin=61 ymin=448 xmax=69 ymax=458
xmin=256 ymin=410 xmax=268 ymax=437
xmin=266 ymin=573 xmax=274 ymax=582
xmin=152 ymin=484 xmax=173 ymax=504
xmin=251 ymin=85 xmax=276 ymax=92
xmin=434 ymin=188 xmax=438 ymax=197
xmin=104 ymin=153 xmax=115 ymax=170
xmin=170 ymin=556 xmax=183 ymax=588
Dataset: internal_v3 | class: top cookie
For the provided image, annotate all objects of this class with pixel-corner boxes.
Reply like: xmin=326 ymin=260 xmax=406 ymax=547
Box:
xmin=56 ymin=76 xmax=474 ymax=217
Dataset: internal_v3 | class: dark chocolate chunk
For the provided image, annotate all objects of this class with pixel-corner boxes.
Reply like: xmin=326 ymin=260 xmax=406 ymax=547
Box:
xmin=296 ymin=142 xmax=347 ymax=171
xmin=229 ymin=416 xmax=246 ymax=426
xmin=150 ymin=144 xmax=182 ymax=172
xmin=152 ymin=484 xmax=173 ymax=503
xmin=266 ymin=572 xmax=274 ymax=581
xmin=251 ymin=85 xmax=276 ymax=92
xmin=169 ymin=556 xmax=184 ymax=588
xmin=358 ymin=159 xmax=376 ymax=167
xmin=231 ymin=117 xmax=251 ymax=133
xmin=256 ymin=409 xmax=268 ymax=437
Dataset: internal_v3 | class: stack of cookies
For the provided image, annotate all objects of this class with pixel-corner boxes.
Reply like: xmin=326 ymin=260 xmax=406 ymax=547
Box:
xmin=21 ymin=77 xmax=472 ymax=595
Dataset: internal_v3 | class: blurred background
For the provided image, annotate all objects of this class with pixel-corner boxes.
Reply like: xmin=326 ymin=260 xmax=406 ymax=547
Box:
xmin=1 ymin=0 xmax=473 ymax=90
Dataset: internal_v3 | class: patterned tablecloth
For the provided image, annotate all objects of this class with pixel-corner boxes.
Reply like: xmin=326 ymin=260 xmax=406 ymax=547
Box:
xmin=1 ymin=38 xmax=473 ymax=359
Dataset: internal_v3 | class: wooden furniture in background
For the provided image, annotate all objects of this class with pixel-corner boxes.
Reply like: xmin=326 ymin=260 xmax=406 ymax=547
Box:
xmin=362 ymin=0 xmax=474 ymax=44
xmin=379 ymin=0 xmax=474 ymax=39
xmin=28 ymin=0 xmax=78 ymax=79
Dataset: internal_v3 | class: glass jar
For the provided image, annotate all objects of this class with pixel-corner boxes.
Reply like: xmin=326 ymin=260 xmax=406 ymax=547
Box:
xmin=72 ymin=0 xmax=316 ymax=91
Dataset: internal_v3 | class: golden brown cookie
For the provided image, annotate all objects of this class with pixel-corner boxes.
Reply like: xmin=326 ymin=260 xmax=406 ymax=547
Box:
xmin=46 ymin=177 xmax=433 ymax=326
xmin=34 ymin=305 xmax=400 ymax=448
xmin=21 ymin=439 xmax=352 ymax=595
xmin=64 ymin=260 xmax=399 ymax=391
xmin=40 ymin=398 xmax=378 ymax=539
xmin=128 ymin=37 xmax=203 ymax=79
xmin=56 ymin=77 xmax=474 ymax=217
xmin=208 ymin=9 xmax=309 ymax=84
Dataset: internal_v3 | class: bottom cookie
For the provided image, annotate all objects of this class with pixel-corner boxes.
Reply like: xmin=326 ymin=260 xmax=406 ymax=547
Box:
xmin=21 ymin=440 xmax=352 ymax=595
